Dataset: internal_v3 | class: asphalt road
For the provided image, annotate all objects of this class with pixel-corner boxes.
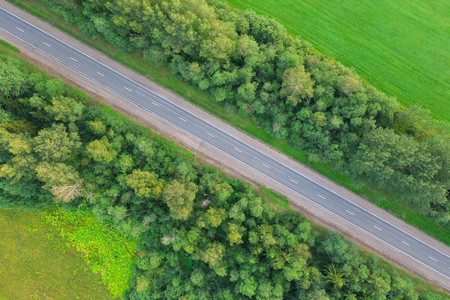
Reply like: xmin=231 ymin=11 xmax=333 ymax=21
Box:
xmin=1 ymin=7 xmax=449 ymax=281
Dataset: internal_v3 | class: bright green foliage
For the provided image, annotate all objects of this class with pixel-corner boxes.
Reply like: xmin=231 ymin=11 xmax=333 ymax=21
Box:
xmin=227 ymin=223 xmax=245 ymax=245
xmin=125 ymin=169 xmax=164 ymax=198
xmin=43 ymin=208 xmax=138 ymax=298
xmin=44 ymin=95 xmax=85 ymax=122
xmin=162 ymin=179 xmax=197 ymax=220
xmin=33 ymin=123 xmax=80 ymax=162
xmin=35 ymin=161 xmax=80 ymax=188
xmin=85 ymin=136 xmax=117 ymax=164
xmin=0 ymin=59 xmax=30 ymax=98
xmin=280 ymin=66 xmax=314 ymax=106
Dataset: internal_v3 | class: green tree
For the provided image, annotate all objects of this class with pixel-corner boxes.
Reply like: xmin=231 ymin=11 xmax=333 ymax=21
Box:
xmin=34 ymin=123 xmax=80 ymax=162
xmin=125 ymin=169 xmax=164 ymax=198
xmin=227 ymin=223 xmax=245 ymax=245
xmin=44 ymin=96 xmax=85 ymax=122
xmin=280 ymin=66 xmax=314 ymax=106
xmin=325 ymin=264 xmax=346 ymax=290
xmin=0 ymin=59 xmax=29 ymax=98
xmin=85 ymin=136 xmax=117 ymax=164
xmin=162 ymin=179 xmax=198 ymax=220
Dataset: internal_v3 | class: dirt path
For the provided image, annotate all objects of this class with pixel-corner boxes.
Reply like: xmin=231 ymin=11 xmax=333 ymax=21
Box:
xmin=0 ymin=0 xmax=449 ymax=292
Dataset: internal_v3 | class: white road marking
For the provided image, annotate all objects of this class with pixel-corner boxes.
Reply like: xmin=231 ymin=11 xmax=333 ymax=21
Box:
xmin=234 ymin=148 xmax=242 ymax=153
xmin=429 ymin=256 xmax=437 ymax=262
xmin=135 ymin=90 xmax=145 ymax=96
xmin=97 ymin=71 xmax=104 ymax=77
xmin=318 ymin=194 xmax=326 ymax=199
xmin=346 ymin=210 xmax=354 ymax=215
xmin=290 ymin=179 xmax=298 ymax=184
xmin=43 ymin=42 xmax=51 ymax=47
xmin=124 ymin=87 xmax=132 ymax=92
xmin=401 ymin=241 xmax=410 ymax=246
xmin=70 ymin=57 xmax=77 ymax=62
xmin=374 ymin=225 xmax=382 ymax=231
xmin=179 ymin=117 xmax=187 ymax=122
xmin=262 ymin=163 xmax=270 ymax=168
xmin=151 ymin=102 xmax=160 ymax=107
xmin=206 ymin=132 xmax=214 ymax=138
xmin=16 ymin=27 xmax=24 ymax=32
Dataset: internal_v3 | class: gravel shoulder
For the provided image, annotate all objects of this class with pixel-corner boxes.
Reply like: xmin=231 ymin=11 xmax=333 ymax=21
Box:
xmin=0 ymin=0 xmax=449 ymax=292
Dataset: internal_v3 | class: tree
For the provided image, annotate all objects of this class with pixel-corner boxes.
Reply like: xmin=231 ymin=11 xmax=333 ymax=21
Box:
xmin=44 ymin=96 xmax=85 ymax=122
xmin=0 ymin=59 xmax=29 ymax=98
xmin=197 ymin=207 xmax=227 ymax=228
xmin=197 ymin=242 xmax=225 ymax=268
xmin=125 ymin=169 xmax=164 ymax=198
xmin=280 ymin=66 xmax=314 ymax=106
xmin=33 ymin=123 xmax=80 ymax=162
xmin=325 ymin=264 xmax=346 ymax=290
xmin=50 ymin=182 xmax=83 ymax=203
xmin=88 ymin=119 xmax=106 ymax=135
xmin=306 ymin=289 xmax=330 ymax=300
xmin=227 ymin=223 xmax=245 ymax=245
xmin=85 ymin=136 xmax=117 ymax=164
xmin=35 ymin=161 xmax=80 ymax=188
xmin=162 ymin=179 xmax=198 ymax=220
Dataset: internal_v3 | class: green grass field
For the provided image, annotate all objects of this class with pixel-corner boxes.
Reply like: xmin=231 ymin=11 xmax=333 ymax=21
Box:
xmin=0 ymin=209 xmax=113 ymax=299
xmin=221 ymin=0 xmax=450 ymax=122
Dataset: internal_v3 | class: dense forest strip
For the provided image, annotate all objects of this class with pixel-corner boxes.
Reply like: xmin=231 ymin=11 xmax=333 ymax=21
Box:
xmin=10 ymin=0 xmax=449 ymax=236
xmin=0 ymin=40 xmax=449 ymax=299
xmin=221 ymin=0 xmax=450 ymax=122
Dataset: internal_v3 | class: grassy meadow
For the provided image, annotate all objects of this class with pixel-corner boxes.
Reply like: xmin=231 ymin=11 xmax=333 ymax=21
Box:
xmin=221 ymin=0 xmax=450 ymax=122
xmin=0 ymin=209 xmax=113 ymax=299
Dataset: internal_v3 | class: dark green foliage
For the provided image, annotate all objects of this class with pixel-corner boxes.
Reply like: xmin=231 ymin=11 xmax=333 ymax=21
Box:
xmin=38 ymin=0 xmax=450 ymax=224
xmin=1 ymin=56 xmax=446 ymax=299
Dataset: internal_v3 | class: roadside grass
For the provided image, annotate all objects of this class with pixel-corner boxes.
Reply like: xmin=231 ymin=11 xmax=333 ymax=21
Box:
xmin=5 ymin=0 xmax=449 ymax=247
xmin=260 ymin=188 xmax=291 ymax=212
xmin=221 ymin=0 xmax=450 ymax=122
xmin=0 ymin=209 xmax=113 ymax=299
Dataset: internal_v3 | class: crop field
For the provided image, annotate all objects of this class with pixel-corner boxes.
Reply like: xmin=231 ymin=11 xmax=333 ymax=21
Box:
xmin=221 ymin=0 xmax=450 ymax=121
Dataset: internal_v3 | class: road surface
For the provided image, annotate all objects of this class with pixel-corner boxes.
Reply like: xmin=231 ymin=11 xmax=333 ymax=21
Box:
xmin=1 ymin=6 xmax=449 ymax=283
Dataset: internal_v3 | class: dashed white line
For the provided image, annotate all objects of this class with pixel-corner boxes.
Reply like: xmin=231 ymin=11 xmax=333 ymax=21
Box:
xmin=374 ymin=225 xmax=382 ymax=231
xmin=135 ymin=90 xmax=145 ymax=96
xmin=97 ymin=71 xmax=104 ymax=77
xmin=429 ymin=256 xmax=437 ymax=262
xmin=151 ymin=102 xmax=160 ymax=107
xmin=179 ymin=117 xmax=187 ymax=122
xmin=234 ymin=148 xmax=242 ymax=153
xmin=124 ymin=87 xmax=132 ymax=92
xmin=318 ymin=194 xmax=326 ymax=199
xmin=290 ymin=179 xmax=298 ymax=184
xmin=16 ymin=27 xmax=24 ymax=32
xmin=346 ymin=210 xmax=354 ymax=216
xmin=401 ymin=241 xmax=410 ymax=246
xmin=70 ymin=57 xmax=77 ymax=62
xmin=262 ymin=163 xmax=270 ymax=168
xmin=206 ymin=132 xmax=214 ymax=138
xmin=43 ymin=42 xmax=51 ymax=47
